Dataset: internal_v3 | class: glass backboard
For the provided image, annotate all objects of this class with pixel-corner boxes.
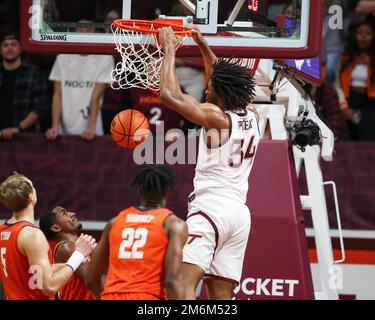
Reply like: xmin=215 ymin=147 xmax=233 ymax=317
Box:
xmin=21 ymin=0 xmax=323 ymax=59
xmin=277 ymin=15 xmax=321 ymax=85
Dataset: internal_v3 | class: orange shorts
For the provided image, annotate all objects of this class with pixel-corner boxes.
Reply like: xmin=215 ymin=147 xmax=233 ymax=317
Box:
xmin=100 ymin=292 xmax=164 ymax=300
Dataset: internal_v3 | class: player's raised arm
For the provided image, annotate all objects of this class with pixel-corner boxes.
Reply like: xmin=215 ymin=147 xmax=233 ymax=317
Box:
xmin=191 ymin=28 xmax=217 ymax=79
xmin=19 ymin=228 xmax=96 ymax=298
xmin=163 ymin=215 xmax=188 ymax=300
xmin=158 ymin=27 xmax=229 ymax=131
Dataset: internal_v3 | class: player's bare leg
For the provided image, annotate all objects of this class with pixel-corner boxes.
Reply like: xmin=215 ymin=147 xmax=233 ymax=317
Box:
xmin=182 ymin=263 xmax=205 ymax=300
xmin=204 ymin=277 xmax=236 ymax=300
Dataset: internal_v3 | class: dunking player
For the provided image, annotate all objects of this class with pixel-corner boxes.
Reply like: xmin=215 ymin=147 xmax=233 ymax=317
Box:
xmin=86 ymin=165 xmax=188 ymax=300
xmin=39 ymin=206 xmax=95 ymax=300
xmin=158 ymin=28 xmax=260 ymax=299
xmin=0 ymin=173 xmax=96 ymax=300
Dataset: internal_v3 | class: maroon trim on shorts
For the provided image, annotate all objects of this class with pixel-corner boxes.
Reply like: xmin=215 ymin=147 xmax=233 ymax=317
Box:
xmin=204 ymin=274 xmax=239 ymax=286
xmin=187 ymin=211 xmax=219 ymax=254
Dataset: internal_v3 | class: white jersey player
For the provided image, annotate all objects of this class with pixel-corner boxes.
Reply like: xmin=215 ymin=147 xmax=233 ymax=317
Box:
xmin=158 ymin=27 xmax=259 ymax=300
xmin=194 ymin=109 xmax=259 ymax=203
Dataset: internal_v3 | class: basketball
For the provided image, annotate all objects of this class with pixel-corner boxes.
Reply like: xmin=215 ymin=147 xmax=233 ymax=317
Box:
xmin=110 ymin=110 xmax=150 ymax=149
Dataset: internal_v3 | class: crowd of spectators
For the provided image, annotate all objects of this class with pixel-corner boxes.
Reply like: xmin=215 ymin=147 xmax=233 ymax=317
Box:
xmin=1 ymin=0 xmax=375 ymax=142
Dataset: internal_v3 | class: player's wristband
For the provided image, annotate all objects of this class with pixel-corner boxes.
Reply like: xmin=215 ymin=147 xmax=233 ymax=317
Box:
xmin=65 ymin=250 xmax=85 ymax=272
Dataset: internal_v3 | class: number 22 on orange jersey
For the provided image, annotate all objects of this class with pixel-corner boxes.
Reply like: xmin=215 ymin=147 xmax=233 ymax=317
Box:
xmin=118 ymin=228 xmax=148 ymax=259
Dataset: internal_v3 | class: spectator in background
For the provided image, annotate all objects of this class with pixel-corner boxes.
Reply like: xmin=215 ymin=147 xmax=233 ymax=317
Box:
xmin=104 ymin=8 xmax=121 ymax=25
xmin=0 ymin=32 xmax=49 ymax=140
xmin=322 ymin=0 xmax=349 ymax=85
xmin=307 ymin=61 xmax=346 ymax=140
xmin=42 ymin=0 xmax=59 ymax=21
xmin=46 ymin=20 xmax=114 ymax=141
xmin=335 ymin=21 xmax=375 ymax=141
xmin=130 ymin=88 xmax=184 ymax=135
xmin=282 ymin=2 xmax=293 ymax=18
xmin=347 ymin=0 xmax=373 ymax=26
xmin=24 ymin=51 xmax=56 ymax=132
xmin=356 ymin=1 xmax=375 ymax=15
xmin=281 ymin=1 xmax=301 ymax=19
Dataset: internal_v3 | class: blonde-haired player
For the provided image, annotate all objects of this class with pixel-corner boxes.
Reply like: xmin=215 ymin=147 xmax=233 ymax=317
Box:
xmin=0 ymin=173 xmax=96 ymax=300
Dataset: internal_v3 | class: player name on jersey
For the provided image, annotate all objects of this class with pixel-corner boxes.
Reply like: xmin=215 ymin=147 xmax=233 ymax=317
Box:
xmin=238 ymin=119 xmax=254 ymax=131
xmin=126 ymin=214 xmax=155 ymax=223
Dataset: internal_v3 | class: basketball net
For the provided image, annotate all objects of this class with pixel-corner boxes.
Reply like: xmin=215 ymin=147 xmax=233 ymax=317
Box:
xmin=111 ymin=20 xmax=260 ymax=92
xmin=111 ymin=23 xmax=187 ymax=92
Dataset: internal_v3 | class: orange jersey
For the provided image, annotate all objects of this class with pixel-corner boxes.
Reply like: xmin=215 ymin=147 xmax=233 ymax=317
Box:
xmin=0 ymin=221 xmax=52 ymax=300
xmin=52 ymin=241 xmax=96 ymax=300
xmin=101 ymin=207 xmax=173 ymax=300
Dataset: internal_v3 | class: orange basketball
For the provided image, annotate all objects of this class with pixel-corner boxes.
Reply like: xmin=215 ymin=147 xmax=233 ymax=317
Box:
xmin=110 ymin=110 xmax=150 ymax=149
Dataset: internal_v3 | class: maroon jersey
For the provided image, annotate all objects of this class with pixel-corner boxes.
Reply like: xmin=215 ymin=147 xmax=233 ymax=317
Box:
xmin=130 ymin=88 xmax=183 ymax=135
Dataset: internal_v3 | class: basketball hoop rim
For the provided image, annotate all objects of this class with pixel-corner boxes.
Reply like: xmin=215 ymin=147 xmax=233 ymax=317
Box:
xmin=112 ymin=19 xmax=193 ymax=36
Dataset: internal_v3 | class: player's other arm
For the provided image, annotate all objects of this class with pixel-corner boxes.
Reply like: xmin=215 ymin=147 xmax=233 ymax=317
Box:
xmin=164 ymin=215 xmax=188 ymax=300
xmin=158 ymin=28 xmax=228 ymax=131
xmin=54 ymin=241 xmax=89 ymax=284
xmin=19 ymin=227 xmax=96 ymax=297
xmin=81 ymin=83 xmax=107 ymax=141
xmin=85 ymin=219 xmax=114 ymax=299
xmin=191 ymin=28 xmax=217 ymax=78
xmin=46 ymin=81 xmax=62 ymax=141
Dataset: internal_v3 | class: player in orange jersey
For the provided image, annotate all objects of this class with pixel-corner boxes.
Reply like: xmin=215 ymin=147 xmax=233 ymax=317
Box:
xmin=0 ymin=172 xmax=96 ymax=300
xmin=86 ymin=165 xmax=188 ymax=300
xmin=39 ymin=206 xmax=96 ymax=300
